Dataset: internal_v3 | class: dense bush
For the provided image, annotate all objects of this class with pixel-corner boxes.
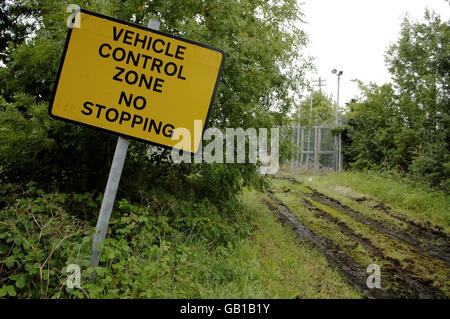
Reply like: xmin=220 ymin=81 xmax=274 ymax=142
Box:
xmin=0 ymin=0 xmax=309 ymax=202
xmin=0 ymin=182 xmax=257 ymax=298
xmin=0 ymin=182 xmax=91 ymax=298
xmin=344 ymin=10 xmax=449 ymax=192
xmin=0 ymin=0 xmax=309 ymax=299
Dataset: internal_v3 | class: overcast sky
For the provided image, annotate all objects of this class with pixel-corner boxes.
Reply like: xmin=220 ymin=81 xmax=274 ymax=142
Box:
xmin=299 ymin=0 xmax=450 ymax=106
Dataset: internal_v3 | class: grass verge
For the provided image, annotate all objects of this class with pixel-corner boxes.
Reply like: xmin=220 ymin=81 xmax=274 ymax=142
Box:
xmin=242 ymin=189 xmax=360 ymax=298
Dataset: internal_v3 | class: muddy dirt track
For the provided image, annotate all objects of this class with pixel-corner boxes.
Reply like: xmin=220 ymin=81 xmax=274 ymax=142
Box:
xmin=264 ymin=175 xmax=450 ymax=299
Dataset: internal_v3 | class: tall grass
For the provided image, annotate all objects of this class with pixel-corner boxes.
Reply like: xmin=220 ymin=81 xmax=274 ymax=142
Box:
xmin=303 ymin=171 xmax=450 ymax=229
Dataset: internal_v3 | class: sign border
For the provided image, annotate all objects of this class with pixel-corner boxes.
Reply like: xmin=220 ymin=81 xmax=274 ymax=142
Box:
xmin=48 ymin=9 xmax=225 ymax=155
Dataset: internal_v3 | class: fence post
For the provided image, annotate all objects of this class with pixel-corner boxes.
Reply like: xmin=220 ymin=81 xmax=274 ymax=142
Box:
xmin=300 ymin=127 xmax=304 ymax=166
xmin=318 ymin=125 xmax=322 ymax=153
xmin=291 ymin=127 xmax=294 ymax=173
xmin=296 ymin=126 xmax=300 ymax=167
xmin=306 ymin=128 xmax=311 ymax=169
xmin=339 ymin=132 xmax=343 ymax=172
xmin=314 ymin=120 xmax=319 ymax=173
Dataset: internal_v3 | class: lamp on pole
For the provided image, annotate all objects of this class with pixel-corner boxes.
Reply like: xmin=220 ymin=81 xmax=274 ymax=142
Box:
xmin=332 ymin=69 xmax=343 ymax=172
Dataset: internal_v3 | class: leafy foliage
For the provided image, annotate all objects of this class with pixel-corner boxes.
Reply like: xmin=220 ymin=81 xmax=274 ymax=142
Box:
xmin=0 ymin=0 xmax=309 ymax=202
xmin=291 ymin=90 xmax=335 ymax=127
xmin=344 ymin=10 xmax=449 ymax=191
xmin=0 ymin=0 xmax=39 ymax=64
xmin=0 ymin=0 xmax=311 ymax=299
xmin=0 ymin=182 xmax=92 ymax=298
xmin=0 ymin=182 xmax=259 ymax=298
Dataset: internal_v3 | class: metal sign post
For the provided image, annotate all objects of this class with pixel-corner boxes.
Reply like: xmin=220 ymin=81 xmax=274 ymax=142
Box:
xmin=89 ymin=19 xmax=161 ymax=275
xmin=50 ymin=10 xmax=224 ymax=153
xmin=89 ymin=136 xmax=129 ymax=270
xmin=50 ymin=9 xmax=224 ymax=277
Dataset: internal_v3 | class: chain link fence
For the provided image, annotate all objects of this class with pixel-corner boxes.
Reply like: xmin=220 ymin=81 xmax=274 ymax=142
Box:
xmin=282 ymin=122 xmax=342 ymax=174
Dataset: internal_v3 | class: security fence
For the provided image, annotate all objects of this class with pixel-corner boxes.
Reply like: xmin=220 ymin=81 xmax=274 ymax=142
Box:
xmin=283 ymin=121 xmax=342 ymax=173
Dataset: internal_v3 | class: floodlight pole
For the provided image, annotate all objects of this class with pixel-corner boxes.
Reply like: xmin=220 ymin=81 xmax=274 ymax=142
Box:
xmin=305 ymin=91 xmax=313 ymax=169
xmin=332 ymin=69 xmax=343 ymax=172
xmin=296 ymin=101 xmax=301 ymax=166
xmin=89 ymin=18 xmax=161 ymax=276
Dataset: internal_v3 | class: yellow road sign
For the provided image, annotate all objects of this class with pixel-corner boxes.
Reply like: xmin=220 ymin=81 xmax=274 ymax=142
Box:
xmin=49 ymin=10 xmax=224 ymax=153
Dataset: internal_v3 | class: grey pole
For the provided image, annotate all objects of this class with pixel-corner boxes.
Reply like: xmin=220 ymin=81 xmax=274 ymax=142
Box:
xmin=89 ymin=136 xmax=129 ymax=271
xmin=314 ymin=119 xmax=319 ymax=173
xmin=332 ymin=69 xmax=343 ymax=172
xmin=335 ymin=76 xmax=339 ymax=172
xmin=296 ymin=102 xmax=301 ymax=166
xmin=300 ymin=127 xmax=304 ymax=165
xmin=336 ymin=72 xmax=341 ymax=172
xmin=290 ymin=128 xmax=294 ymax=173
xmin=89 ymin=18 xmax=160 ymax=275
xmin=305 ymin=91 xmax=313 ymax=169
xmin=336 ymin=75 xmax=340 ymax=126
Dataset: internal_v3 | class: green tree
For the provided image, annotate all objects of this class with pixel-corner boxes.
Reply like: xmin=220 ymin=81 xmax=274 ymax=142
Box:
xmin=0 ymin=0 xmax=39 ymax=64
xmin=0 ymin=0 xmax=310 ymax=201
xmin=345 ymin=82 xmax=403 ymax=170
xmin=345 ymin=9 xmax=449 ymax=191
xmin=291 ymin=90 xmax=334 ymax=127
xmin=385 ymin=9 xmax=449 ymax=189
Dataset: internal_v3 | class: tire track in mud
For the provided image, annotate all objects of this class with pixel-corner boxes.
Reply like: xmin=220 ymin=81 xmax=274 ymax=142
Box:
xmin=275 ymin=175 xmax=450 ymax=265
xmin=354 ymin=196 xmax=449 ymax=250
xmin=299 ymin=196 xmax=446 ymax=298
xmin=266 ymin=191 xmax=447 ymax=298
xmin=304 ymin=187 xmax=450 ymax=266
xmin=264 ymin=192 xmax=390 ymax=299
